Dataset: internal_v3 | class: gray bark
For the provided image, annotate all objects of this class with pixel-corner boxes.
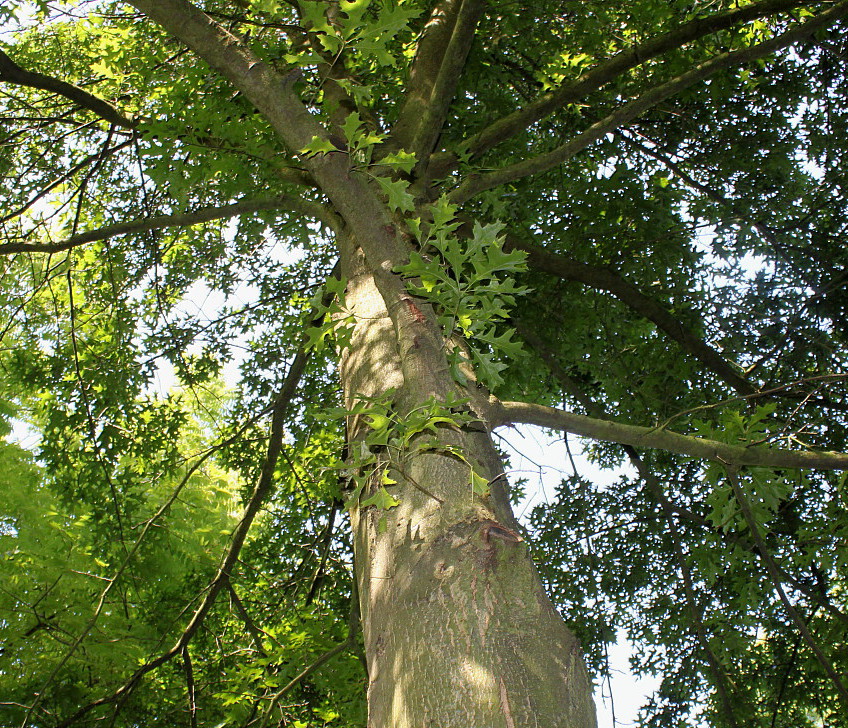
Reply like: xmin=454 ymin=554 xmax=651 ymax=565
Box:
xmin=340 ymin=238 xmax=597 ymax=728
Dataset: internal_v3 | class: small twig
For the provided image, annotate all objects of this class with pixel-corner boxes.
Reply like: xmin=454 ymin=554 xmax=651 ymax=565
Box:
xmin=725 ymin=467 xmax=848 ymax=709
xmin=227 ymin=582 xmax=269 ymax=657
xmin=305 ymin=502 xmax=339 ymax=606
xmin=259 ymin=592 xmax=362 ymax=727
xmin=392 ymin=463 xmax=445 ymax=504
xmin=182 ymin=645 xmax=198 ymax=728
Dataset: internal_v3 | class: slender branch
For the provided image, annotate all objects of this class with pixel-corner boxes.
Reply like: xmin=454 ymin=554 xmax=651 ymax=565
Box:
xmin=0 ymin=49 xmax=137 ymax=130
xmin=227 ymin=582 xmax=269 ymax=657
xmin=305 ymin=502 xmax=339 ymax=607
xmin=519 ymin=322 xmax=848 ymax=626
xmin=450 ymin=0 xmax=814 ymax=162
xmin=181 ymin=645 xmax=198 ymax=728
xmin=259 ymin=591 xmax=361 ymax=728
xmin=21 ymin=421 xmax=255 ymax=727
xmin=0 ymin=138 xmax=134 ymax=225
xmin=725 ymin=468 xmax=848 ymax=708
xmin=0 ymin=195 xmax=342 ymax=256
xmin=489 ymin=399 xmax=848 ymax=471
xmin=448 ymin=2 xmax=848 ymax=204
xmin=666 ymin=513 xmax=740 ymax=728
xmin=506 ymin=234 xmax=756 ymax=395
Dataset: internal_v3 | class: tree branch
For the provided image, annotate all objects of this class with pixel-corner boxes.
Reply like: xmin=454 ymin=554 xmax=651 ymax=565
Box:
xmin=181 ymin=645 xmax=198 ymax=728
xmin=259 ymin=590 xmax=361 ymax=728
xmin=725 ymin=468 xmax=848 ymax=709
xmin=519 ymin=321 xmax=848 ymax=627
xmin=448 ymin=2 xmax=848 ymax=204
xmin=127 ymin=0 xmax=324 ymax=155
xmin=0 ymin=195 xmax=342 ymax=256
xmin=665 ymin=511 xmax=740 ymax=728
xmin=50 ymin=300 xmax=326 ymax=727
xmin=0 ymin=48 xmax=136 ymax=130
xmin=448 ymin=0 xmax=814 ymax=163
xmin=23 ymin=415 xmax=264 ymax=727
xmin=507 ymin=234 xmax=756 ymax=395
xmin=227 ymin=582 xmax=270 ymax=657
xmin=391 ymin=0 xmax=484 ymax=174
xmin=391 ymin=0 xmax=466 ymax=152
xmin=0 ymin=138 xmax=134 ymax=225
xmin=488 ymin=399 xmax=848 ymax=471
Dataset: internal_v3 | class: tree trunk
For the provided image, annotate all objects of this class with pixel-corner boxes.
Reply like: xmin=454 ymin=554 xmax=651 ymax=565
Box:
xmin=339 ymin=241 xmax=597 ymax=728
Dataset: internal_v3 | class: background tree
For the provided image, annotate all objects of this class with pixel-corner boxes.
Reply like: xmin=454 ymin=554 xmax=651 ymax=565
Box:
xmin=1 ymin=0 xmax=848 ymax=726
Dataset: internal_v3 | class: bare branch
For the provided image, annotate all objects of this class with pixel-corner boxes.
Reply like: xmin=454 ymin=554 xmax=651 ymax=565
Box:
xmin=666 ymin=512 xmax=741 ymax=728
xmin=0 ymin=138 xmax=134 ymax=225
xmin=0 ymin=195 xmax=342 ymax=256
xmin=488 ymin=400 xmax=848 ymax=471
xmin=391 ymin=0 xmax=484 ymax=173
xmin=0 ymin=48 xmax=136 ymax=130
xmin=391 ymin=0 xmax=463 ymax=151
xmin=450 ymin=0 xmax=814 ymax=163
xmin=181 ymin=646 xmax=198 ymax=728
xmin=449 ymin=2 xmax=848 ymax=204
xmin=507 ymin=234 xmax=756 ymax=395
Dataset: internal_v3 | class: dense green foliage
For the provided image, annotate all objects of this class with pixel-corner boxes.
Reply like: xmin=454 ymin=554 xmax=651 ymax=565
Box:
xmin=1 ymin=0 xmax=847 ymax=726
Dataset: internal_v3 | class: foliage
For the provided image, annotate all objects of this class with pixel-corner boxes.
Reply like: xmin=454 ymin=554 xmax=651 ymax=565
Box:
xmin=1 ymin=0 xmax=848 ymax=726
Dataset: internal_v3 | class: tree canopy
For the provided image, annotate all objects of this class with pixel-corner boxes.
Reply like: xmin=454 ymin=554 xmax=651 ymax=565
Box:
xmin=1 ymin=0 xmax=848 ymax=726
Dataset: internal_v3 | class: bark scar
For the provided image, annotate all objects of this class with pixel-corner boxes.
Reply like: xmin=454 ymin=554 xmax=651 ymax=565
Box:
xmin=400 ymin=295 xmax=427 ymax=323
xmin=480 ymin=520 xmax=523 ymax=544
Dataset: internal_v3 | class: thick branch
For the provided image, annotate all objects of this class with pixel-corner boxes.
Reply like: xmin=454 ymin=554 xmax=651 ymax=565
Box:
xmin=523 ymin=321 xmax=848 ymax=626
xmin=126 ymin=0 xmax=445 ymax=405
xmin=391 ymin=0 xmax=464 ymax=151
xmin=489 ymin=400 xmax=848 ymax=471
xmin=128 ymin=0 xmax=324 ymax=154
xmin=0 ymin=195 xmax=341 ymax=256
xmin=508 ymin=236 xmax=756 ymax=395
xmin=449 ymin=3 xmax=848 ymax=204
xmin=453 ymin=0 xmax=813 ymax=161
xmin=0 ymin=48 xmax=136 ymax=129
xmin=392 ymin=0 xmax=484 ymax=172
